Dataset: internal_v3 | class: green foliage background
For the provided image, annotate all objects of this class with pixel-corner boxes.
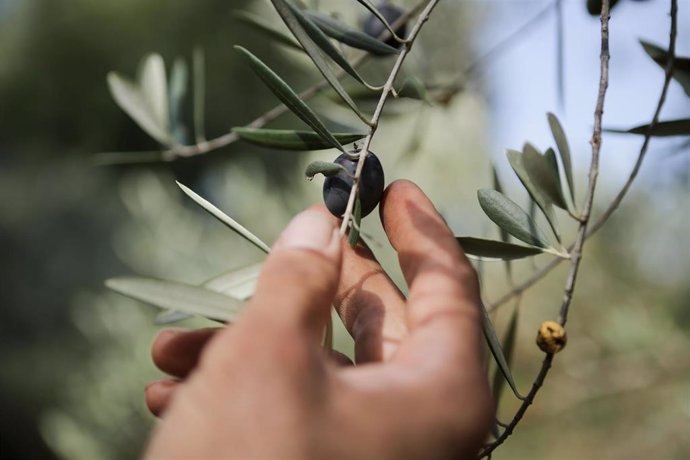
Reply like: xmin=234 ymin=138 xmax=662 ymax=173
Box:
xmin=0 ymin=0 xmax=688 ymax=459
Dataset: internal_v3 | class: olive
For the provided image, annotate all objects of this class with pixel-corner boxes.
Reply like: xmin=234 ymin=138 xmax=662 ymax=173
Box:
xmin=323 ymin=151 xmax=385 ymax=218
xmin=363 ymin=2 xmax=407 ymax=48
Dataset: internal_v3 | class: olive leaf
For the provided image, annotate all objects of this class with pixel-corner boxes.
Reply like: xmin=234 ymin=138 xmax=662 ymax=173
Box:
xmin=107 ymin=54 xmax=172 ymax=146
xmin=232 ymin=10 xmax=303 ymax=51
xmin=491 ymin=165 xmax=509 ymax=244
xmin=354 ymin=0 xmax=406 ymax=43
xmin=481 ymin=301 xmax=524 ymax=400
xmin=169 ymin=58 xmax=189 ymax=144
xmin=522 ymin=143 xmax=568 ymax=210
xmin=456 ymin=237 xmax=545 ymax=261
xmin=269 ymin=0 xmax=370 ymax=124
xmin=477 ymin=189 xmax=551 ymax=249
xmin=177 ymin=181 xmax=271 ymax=254
xmin=304 ymin=11 xmax=399 ymax=56
xmin=234 ymin=46 xmax=344 ymax=152
xmin=233 ymin=127 xmax=365 ymax=150
xmin=348 ymin=197 xmax=362 ymax=247
xmin=547 ymin=112 xmax=575 ymax=203
xmin=605 ymin=118 xmax=690 ymax=137
xmin=396 ymin=77 xmax=427 ymax=101
xmin=305 ymin=161 xmax=349 ymax=180
xmin=506 ymin=149 xmax=561 ymax=243
xmin=492 ymin=300 xmax=520 ymax=405
xmin=640 ymin=40 xmax=690 ymax=97
xmin=106 ymin=277 xmax=243 ymax=323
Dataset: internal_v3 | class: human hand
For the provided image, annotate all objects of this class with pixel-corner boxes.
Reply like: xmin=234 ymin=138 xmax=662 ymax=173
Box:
xmin=144 ymin=180 xmax=493 ymax=459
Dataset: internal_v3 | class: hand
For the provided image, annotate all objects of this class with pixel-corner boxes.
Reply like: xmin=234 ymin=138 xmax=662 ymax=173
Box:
xmin=144 ymin=180 xmax=493 ymax=460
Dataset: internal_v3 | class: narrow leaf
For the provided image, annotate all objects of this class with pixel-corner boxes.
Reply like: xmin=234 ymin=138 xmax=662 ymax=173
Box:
xmin=169 ymin=58 xmax=189 ymax=145
xmin=506 ymin=149 xmax=561 ymax=242
xmin=106 ymin=277 xmax=243 ymax=323
xmin=481 ymin=301 xmax=524 ymax=400
xmin=233 ymin=10 xmax=303 ymax=51
xmin=156 ymin=309 xmax=193 ymax=325
xmin=305 ymin=161 xmax=349 ymax=179
xmin=177 ymin=181 xmax=271 ymax=253
xmin=456 ymin=237 xmax=545 ymax=260
xmin=107 ymin=72 xmax=172 ymax=145
xmin=269 ymin=0 xmax=369 ymax=123
xmin=202 ymin=263 xmax=262 ymax=300
xmin=234 ymin=46 xmax=344 ymax=152
xmin=354 ymin=0 xmax=406 ymax=42
xmin=348 ymin=197 xmax=362 ymax=247
xmin=138 ymin=54 xmax=170 ymax=139
xmin=492 ymin=301 xmax=519 ymax=405
xmin=233 ymin=127 xmax=365 ymax=150
xmin=396 ymin=77 xmax=427 ymax=100
xmin=523 ymin=143 xmax=568 ymax=210
xmin=640 ymin=40 xmax=690 ymax=97
xmin=304 ymin=11 xmax=399 ymax=56
xmin=605 ymin=118 xmax=690 ymax=137
xmin=547 ymin=112 xmax=575 ymax=203
xmin=477 ymin=189 xmax=551 ymax=249
xmin=491 ymin=165 xmax=509 ymax=243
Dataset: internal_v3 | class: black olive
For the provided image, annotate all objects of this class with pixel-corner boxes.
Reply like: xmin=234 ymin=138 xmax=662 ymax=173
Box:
xmin=323 ymin=152 xmax=385 ymax=218
xmin=363 ymin=3 xmax=407 ymax=48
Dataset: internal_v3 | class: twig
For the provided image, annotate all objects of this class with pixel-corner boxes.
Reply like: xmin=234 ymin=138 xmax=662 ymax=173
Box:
xmin=487 ymin=0 xmax=679 ymax=314
xmin=478 ymin=0 xmax=612 ymax=455
xmin=338 ymin=0 xmax=441 ymax=235
xmin=157 ymin=3 xmax=427 ymax=162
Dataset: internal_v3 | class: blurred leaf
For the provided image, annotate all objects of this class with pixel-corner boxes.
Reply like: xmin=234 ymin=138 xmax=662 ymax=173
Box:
xmin=456 ymin=237 xmax=545 ymax=260
xmin=481 ymin=301 xmax=524 ymax=400
xmin=523 ymin=143 xmax=568 ymax=210
xmin=492 ymin=300 xmax=520 ymax=405
xmin=506 ymin=149 xmax=561 ymax=242
xmin=233 ymin=127 xmax=365 ymax=150
xmin=305 ymin=160 xmax=348 ymax=179
xmin=234 ymin=46 xmax=344 ymax=152
xmin=304 ymin=11 xmax=399 ymax=56
xmin=355 ymin=0 xmax=406 ymax=42
xmin=107 ymin=72 xmax=172 ymax=146
xmin=491 ymin=165 xmax=509 ymax=243
xmin=156 ymin=309 xmax=193 ymax=325
xmin=106 ymin=277 xmax=243 ymax=323
xmin=203 ymin=263 xmax=262 ymax=300
xmin=193 ymin=47 xmax=206 ymax=143
xmin=232 ymin=10 xmax=303 ymax=51
xmin=477 ymin=189 xmax=551 ymax=249
xmin=169 ymin=58 xmax=189 ymax=145
xmin=177 ymin=181 xmax=271 ymax=253
xmin=640 ymin=40 xmax=690 ymax=97
xmin=269 ymin=0 xmax=369 ymax=123
xmin=605 ymin=118 xmax=690 ymax=137
xmin=396 ymin=77 xmax=427 ymax=100
xmin=547 ymin=112 xmax=575 ymax=203
xmin=348 ymin=197 xmax=362 ymax=247
xmin=139 ymin=54 xmax=170 ymax=138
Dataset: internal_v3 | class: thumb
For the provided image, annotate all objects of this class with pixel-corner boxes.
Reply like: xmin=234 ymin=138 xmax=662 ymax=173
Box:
xmin=243 ymin=207 xmax=342 ymax=344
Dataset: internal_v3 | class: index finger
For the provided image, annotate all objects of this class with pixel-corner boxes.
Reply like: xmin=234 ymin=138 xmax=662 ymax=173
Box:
xmin=380 ymin=180 xmax=484 ymax=371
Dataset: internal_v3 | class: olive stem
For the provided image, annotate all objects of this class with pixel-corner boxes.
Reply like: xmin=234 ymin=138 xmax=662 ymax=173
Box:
xmin=338 ymin=0 xmax=441 ymax=236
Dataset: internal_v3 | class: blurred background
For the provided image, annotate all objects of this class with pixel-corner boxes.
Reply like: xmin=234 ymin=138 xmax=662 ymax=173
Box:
xmin=0 ymin=0 xmax=688 ymax=459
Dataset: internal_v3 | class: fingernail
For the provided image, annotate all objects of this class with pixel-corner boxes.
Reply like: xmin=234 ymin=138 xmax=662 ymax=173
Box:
xmin=279 ymin=210 xmax=337 ymax=253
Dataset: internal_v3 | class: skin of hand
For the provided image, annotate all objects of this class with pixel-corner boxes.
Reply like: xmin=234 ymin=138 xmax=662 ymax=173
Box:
xmin=144 ymin=180 xmax=493 ymax=460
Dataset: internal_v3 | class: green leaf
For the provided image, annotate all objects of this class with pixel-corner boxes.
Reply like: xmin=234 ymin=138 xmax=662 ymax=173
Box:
xmin=107 ymin=66 xmax=172 ymax=145
xmin=640 ymin=40 xmax=690 ymax=97
xmin=139 ymin=54 xmax=170 ymax=139
xmin=106 ymin=277 xmax=243 ymax=323
xmin=396 ymin=77 xmax=427 ymax=100
xmin=481 ymin=301 xmax=524 ymax=400
xmin=305 ymin=160 xmax=349 ymax=180
xmin=232 ymin=10 xmax=303 ymax=51
xmin=233 ymin=127 xmax=365 ymax=150
xmin=477 ymin=189 xmax=551 ymax=249
xmin=304 ymin=11 xmax=399 ymax=56
xmin=605 ymin=118 xmax=690 ymax=137
xmin=234 ymin=46 xmax=344 ymax=152
xmin=547 ymin=112 xmax=575 ymax=203
xmin=456 ymin=237 xmax=545 ymax=260
xmin=169 ymin=58 xmax=189 ymax=145
xmin=156 ymin=310 xmax=194 ymax=325
xmin=506 ymin=149 xmax=561 ymax=243
xmin=354 ymin=0 xmax=406 ymax=42
xmin=177 ymin=181 xmax=271 ymax=253
xmin=268 ymin=0 xmax=370 ymax=124
xmin=348 ymin=197 xmax=362 ymax=247
xmin=492 ymin=301 xmax=519 ymax=405
xmin=522 ymin=143 xmax=568 ymax=210
xmin=491 ymin=165 xmax=509 ymax=243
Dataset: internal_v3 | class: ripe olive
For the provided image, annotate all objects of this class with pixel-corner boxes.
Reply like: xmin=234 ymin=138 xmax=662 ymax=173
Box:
xmin=323 ymin=151 xmax=385 ymax=218
xmin=363 ymin=3 xmax=407 ymax=48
